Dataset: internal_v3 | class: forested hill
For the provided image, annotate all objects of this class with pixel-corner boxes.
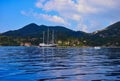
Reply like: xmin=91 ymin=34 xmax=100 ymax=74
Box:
xmin=90 ymin=21 xmax=120 ymax=46
xmin=93 ymin=21 xmax=120 ymax=37
xmin=2 ymin=23 xmax=88 ymax=38
xmin=1 ymin=21 xmax=120 ymax=46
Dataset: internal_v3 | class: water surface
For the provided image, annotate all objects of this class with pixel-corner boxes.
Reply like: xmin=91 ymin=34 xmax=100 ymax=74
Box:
xmin=0 ymin=46 xmax=120 ymax=81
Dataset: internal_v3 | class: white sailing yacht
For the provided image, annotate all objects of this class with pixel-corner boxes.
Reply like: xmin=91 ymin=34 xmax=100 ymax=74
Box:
xmin=39 ymin=28 xmax=57 ymax=47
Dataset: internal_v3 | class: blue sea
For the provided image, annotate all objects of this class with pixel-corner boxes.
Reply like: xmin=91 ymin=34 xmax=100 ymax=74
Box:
xmin=0 ymin=46 xmax=120 ymax=81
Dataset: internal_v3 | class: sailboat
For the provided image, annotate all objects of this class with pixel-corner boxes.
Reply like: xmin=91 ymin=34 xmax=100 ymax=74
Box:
xmin=39 ymin=28 xmax=57 ymax=47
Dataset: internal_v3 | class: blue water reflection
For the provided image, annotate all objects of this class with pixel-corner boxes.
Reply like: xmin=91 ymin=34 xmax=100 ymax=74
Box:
xmin=0 ymin=46 xmax=120 ymax=81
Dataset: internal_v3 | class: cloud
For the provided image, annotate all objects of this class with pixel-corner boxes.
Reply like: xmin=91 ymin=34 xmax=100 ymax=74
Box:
xmin=35 ymin=0 xmax=120 ymax=31
xmin=90 ymin=0 xmax=118 ymax=8
xmin=21 ymin=10 xmax=68 ymax=25
xmin=36 ymin=0 xmax=81 ymax=21
xmin=36 ymin=0 xmax=110 ymax=15
xmin=21 ymin=11 xmax=29 ymax=16
xmin=76 ymin=23 xmax=88 ymax=32
xmin=36 ymin=0 xmax=46 ymax=8
xmin=33 ymin=13 xmax=68 ymax=25
xmin=22 ymin=0 xmax=120 ymax=32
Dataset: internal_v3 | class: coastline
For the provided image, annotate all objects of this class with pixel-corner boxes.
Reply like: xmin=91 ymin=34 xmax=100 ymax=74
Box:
xmin=1 ymin=45 xmax=120 ymax=49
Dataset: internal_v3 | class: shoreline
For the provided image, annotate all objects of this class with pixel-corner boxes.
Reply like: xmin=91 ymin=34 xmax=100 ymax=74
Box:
xmin=0 ymin=45 xmax=120 ymax=48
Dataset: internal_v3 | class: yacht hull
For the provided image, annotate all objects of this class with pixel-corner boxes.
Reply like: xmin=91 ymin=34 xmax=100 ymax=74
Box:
xmin=39 ymin=43 xmax=57 ymax=47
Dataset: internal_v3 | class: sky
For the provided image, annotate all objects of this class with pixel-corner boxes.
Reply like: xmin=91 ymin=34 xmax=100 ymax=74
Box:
xmin=0 ymin=0 xmax=120 ymax=33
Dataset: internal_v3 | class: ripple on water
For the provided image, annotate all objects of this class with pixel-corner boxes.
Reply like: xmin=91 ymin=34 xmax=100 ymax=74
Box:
xmin=0 ymin=46 xmax=120 ymax=81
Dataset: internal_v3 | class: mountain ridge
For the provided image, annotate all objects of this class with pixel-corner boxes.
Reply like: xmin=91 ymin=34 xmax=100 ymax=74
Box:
xmin=93 ymin=21 xmax=120 ymax=37
xmin=1 ymin=21 xmax=120 ymax=46
xmin=2 ymin=23 xmax=87 ymax=38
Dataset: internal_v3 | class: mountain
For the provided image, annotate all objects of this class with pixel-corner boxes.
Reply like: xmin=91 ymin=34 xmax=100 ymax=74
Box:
xmin=90 ymin=21 xmax=120 ymax=46
xmin=2 ymin=23 xmax=88 ymax=39
xmin=2 ymin=23 xmax=46 ymax=37
xmin=93 ymin=21 xmax=120 ymax=37
xmin=1 ymin=21 xmax=120 ymax=46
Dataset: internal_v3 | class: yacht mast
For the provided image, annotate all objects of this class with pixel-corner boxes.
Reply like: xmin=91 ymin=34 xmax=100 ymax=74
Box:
xmin=52 ymin=30 xmax=54 ymax=44
xmin=42 ymin=31 xmax=45 ymax=44
xmin=47 ymin=27 xmax=49 ymax=44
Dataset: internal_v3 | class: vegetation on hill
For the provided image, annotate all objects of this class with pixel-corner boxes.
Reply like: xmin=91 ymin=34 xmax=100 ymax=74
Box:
xmin=0 ymin=21 xmax=120 ymax=46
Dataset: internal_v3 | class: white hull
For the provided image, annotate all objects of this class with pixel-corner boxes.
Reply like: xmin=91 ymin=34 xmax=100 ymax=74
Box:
xmin=94 ymin=46 xmax=101 ymax=49
xmin=39 ymin=43 xmax=57 ymax=47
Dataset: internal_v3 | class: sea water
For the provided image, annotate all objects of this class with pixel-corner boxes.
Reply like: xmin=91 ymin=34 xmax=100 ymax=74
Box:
xmin=0 ymin=46 xmax=120 ymax=81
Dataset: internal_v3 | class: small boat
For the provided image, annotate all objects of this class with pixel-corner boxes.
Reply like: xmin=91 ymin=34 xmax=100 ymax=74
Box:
xmin=39 ymin=28 xmax=57 ymax=47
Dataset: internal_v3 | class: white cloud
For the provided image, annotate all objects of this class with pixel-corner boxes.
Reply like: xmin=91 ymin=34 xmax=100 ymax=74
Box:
xmin=36 ymin=0 xmax=107 ymax=15
xmin=22 ymin=0 xmax=120 ymax=32
xmin=36 ymin=0 xmax=46 ymax=8
xmin=76 ymin=23 xmax=88 ymax=32
xmin=21 ymin=11 xmax=29 ymax=16
xmin=90 ymin=0 xmax=118 ymax=8
xmin=40 ymin=14 xmax=68 ymax=25
xmin=72 ymin=14 xmax=81 ymax=21
xmin=36 ymin=0 xmax=80 ymax=20
xmin=21 ymin=10 xmax=68 ymax=25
